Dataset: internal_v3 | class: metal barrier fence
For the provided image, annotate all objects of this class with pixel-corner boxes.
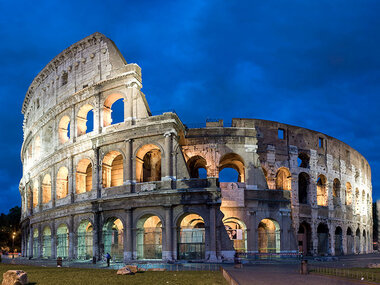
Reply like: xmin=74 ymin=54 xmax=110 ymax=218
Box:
xmin=311 ymin=266 xmax=380 ymax=282
xmin=128 ymin=263 xmax=221 ymax=271
xmin=237 ymin=252 xmax=302 ymax=261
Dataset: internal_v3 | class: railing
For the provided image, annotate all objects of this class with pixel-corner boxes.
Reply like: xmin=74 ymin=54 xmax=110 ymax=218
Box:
xmin=311 ymin=266 xmax=380 ymax=282
xmin=237 ymin=252 xmax=302 ymax=261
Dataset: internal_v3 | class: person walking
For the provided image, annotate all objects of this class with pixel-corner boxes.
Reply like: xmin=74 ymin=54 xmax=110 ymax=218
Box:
xmin=106 ymin=252 xmax=112 ymax=267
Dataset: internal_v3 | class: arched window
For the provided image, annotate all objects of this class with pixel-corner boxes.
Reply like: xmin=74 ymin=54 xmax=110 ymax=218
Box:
xmin=136 ymin=145 xmax=161 ymax=182
xmin=298 ymin=222 xmax=312 ymax=255
xmin=297 ymin=153 xmax=309 ymax=168
xmin=316 ymin=175 xmax=327 ymax=206
xmin=345 ymin=182 xmax=352 ymax=205
xmin=333 ymin=178 xmax=341 ymax=206
xmin=42 ymin=174 xmax=51 ymax=204
xmin=76 ymin=159 xmax=93 ymax=194
xmin=187 ymin=156 xmax=207 ymax=179
xmin=77 ymin=104 xmax=94 ymax=136
xmin=58 ymin=116 xmax=70 ymax=143
xmin=77 ymin=220 xmax=93 ymax=260
xmin=298 ymin=172 xmax=309 ymax=204
xmin=346 ymin=227 xmax=353 ymax=254
xmin=42 ymin=226 xmax=51 ymax=258
xmin=102 ymin=151 xmax=123 ymax=187
xmin=56 ymin=167 xmax=69 ymax=199
xmin=258 ymin=219 xmax=280 ymax=253
xmin=275 ymin=168 xmax=291 ymax=190
xmin=218 ymin=153 xmax=245 ymax=183
xmin=103 ymin=94 xmax=124 ymax=127
xmin=137 ymin=215 xmax=162 ymax=260
xmin=177 ymin=213 xmax=205 ymax=260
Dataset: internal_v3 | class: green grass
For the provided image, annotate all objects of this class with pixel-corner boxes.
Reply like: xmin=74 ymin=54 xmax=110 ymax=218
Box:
xmin=311 ymin=266 xmax=380 ymax=282
xmin=0 ymin=264 xmax=227 ymax=285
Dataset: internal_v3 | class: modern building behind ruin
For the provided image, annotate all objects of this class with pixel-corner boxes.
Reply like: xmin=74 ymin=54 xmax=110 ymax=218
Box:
xmin=19 ymin=33 xmax=373 ymax=262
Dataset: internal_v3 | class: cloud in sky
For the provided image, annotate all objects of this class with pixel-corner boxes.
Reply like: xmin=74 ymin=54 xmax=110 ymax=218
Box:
xmin=0 ymin=0 xmax=379 ymax=212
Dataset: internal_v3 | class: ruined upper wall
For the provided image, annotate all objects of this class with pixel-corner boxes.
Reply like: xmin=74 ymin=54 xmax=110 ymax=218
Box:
xmin=22 ymin=32 xmax=141 ymax=133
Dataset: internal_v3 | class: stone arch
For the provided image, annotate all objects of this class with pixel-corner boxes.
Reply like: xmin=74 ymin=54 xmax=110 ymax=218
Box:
xmin=223 ymin=217 xmax=247 ymax=253
xmin=33 ymin=228 xmax=39 ymax=257
xmin=363 ymin=230 xmax=367 ymax=253
xmin=136 ymin=144 xmax=162 ymax=182
xmin=58 ymin=115 xmax=70 ymax=143
xmin=177 ymin=213 xmax=205 ymax=260
xmin=42 ymin=226 xmax=51 ymax=258
xmin=102 ymin=151 xmax=124 ymax=188
xmin=298 ymin=152 xmax=310 ymax=168
xmin=56 ymin=223 xmax=69 ymax=258
xmin=103 ymin=93 xmax=125 ymax=127
xmin=346 ymin=182 xmax=352 ymax=205
xmin=218 ymin=153 xmax=245 ymax=183
xmin=298 ymin=221 xmax=312 ymax=255
xmin=56 ymin=167 xmax=69 ymax=199
xmin=32 ymin=179 xmax=38 ymax=208
xmin=355 ymin=188 xmax=360 ymax=213
xmin=346 ymin=227 xmax=354 ymax=255
xmin=335 ymin=226 xmax=343 ymax=255
xmin=298 ymin=172 xmax=309 ymax=204
xmin=77 ymin=220 xmax=93 ymax=259
xmin=136 ymin=214 xmax=163 ymax=260
xmin=77 ymin=104 xmax=94 ymax=136
xmin=258 ymin=218 xmax=280 ymax=253
xmin=76 ymin=158 xmax=93 ymax=193
xmin=102 ymin=217 xmax=124 ymax=261
xmin=355 ymin=228 xmax=361 ymax=253
xmin=275 ymin=167 xmax=291 ymax=191
xmin=317 ymin=223 xmax=329 ymax=255
xmin=42 ymin=174 xmax=51 ymax=204
xmin=333 ymin=178 xmax=341 ymax=206
xmin=316 ymin=175 xmax=327 ymax=206
xmin=187 ymin=155 xmax=208 ymax=179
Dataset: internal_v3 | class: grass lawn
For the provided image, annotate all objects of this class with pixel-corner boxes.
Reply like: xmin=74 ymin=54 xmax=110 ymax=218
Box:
xmin=311 ymin=266 xmax=380 ymax=282
xmin=0 ymin=264 xmax=227 ymax=285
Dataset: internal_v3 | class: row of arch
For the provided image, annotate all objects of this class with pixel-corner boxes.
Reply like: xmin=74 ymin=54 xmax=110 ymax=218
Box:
xmin=297 ymin=222 xmax=370 ymax=255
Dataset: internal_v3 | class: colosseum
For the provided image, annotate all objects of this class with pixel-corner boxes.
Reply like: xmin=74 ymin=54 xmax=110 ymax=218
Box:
xmin=19 ymin=32 xmax=373 ymax=263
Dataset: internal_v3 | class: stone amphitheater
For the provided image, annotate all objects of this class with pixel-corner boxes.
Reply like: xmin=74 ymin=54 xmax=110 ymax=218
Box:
xmin=19 ymin=33 xmax=372 ymax=262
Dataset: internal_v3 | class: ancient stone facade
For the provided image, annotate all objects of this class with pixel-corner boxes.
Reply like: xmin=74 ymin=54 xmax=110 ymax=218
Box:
xmin=19 ymin=33 xmax=372 ymax=262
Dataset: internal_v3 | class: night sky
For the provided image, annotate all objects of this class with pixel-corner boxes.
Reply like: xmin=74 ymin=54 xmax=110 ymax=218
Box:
xmin=0 ymin=0 xmax=379 ymax=213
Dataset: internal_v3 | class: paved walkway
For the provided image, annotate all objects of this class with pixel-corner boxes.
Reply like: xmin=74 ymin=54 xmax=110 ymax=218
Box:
xmin=224 ymin=264 xmax=374 ymax=285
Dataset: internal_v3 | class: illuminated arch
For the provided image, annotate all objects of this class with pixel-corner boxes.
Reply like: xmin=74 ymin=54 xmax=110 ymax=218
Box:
xmin=275 ymin=167 xmax=291 ymax=190
xmin=76 ymin=158 xmax=92 ymax=193
xmin=77 ymin=104 xmax=94 ymax=136
xmin=58 ymin=115 xmax=70 ymax=143
xmin=136 ymin=144 xmax=162 ymax=182
xmin=103 ymin=93 xmax=125 ymax=127
xmin=219 ymin=153 xmax=245 ymax=183
xmin=102 ymin=151 xmax=123 ymax=188
xmin=316 ymin=175 xmax=327 ymax=206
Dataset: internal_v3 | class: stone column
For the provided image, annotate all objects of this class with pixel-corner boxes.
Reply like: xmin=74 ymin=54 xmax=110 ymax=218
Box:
xmin=208 ymin=206 xmax=217 ymax=261
xmin=311 ymin=222 xmax=318 ymax=256
xmin=70 ymin=106 xmax=75 ymax=143
xmin=125 ymin=139 xmax=134 ymax=188
xmin=38 ymin=175 xmax=43 ymax=212
xmin=163 ymin=132 xmax=174 ymax=181
xmin=248 ymin=211 xmax=257 ymax=253
xmin=125 ymin=83 xmax=137 ymax=123
xmin=51 ymin=223 xmax=57 ymax=259
xmin=51 ymin=166 xmax=56 ymax=208
xmin=163 ymin=206 xmax=173 ymax=261
xmin=94 ymin=91 xmax=102 ymax=134
xmin=68 ymin=156 xmax=75 ymax=203
xmin=93 ymin=211 xmax=100 ymax=260
xmin=38 ymin=224 xmax=43 ymax=258
xmin=124 ymin=209 xmax=133 ymax=261
xmin=329 ymin=223 xmax=335 ymax=256
xmin=69 ymin=215 xmax=75 ymax=260
xmin=29 ymin=226 xmax=33 ymax=257
xmin=29 ymin=187 xmax=33 ymax=215
xmin=92 ymin=146 xmax=101 ymax=198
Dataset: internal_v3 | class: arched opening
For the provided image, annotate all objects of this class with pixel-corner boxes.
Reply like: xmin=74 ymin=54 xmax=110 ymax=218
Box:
xmin=137 ymin=215 xmax=162 ymax=260
xmin=346 ymin=182 xmax=352 ymax=205
xmin=298 ymin=172 xmax=309 ymax=204
xmin=219 ymin=153 xmax=245 ymax=182
xmin=355 ymin=228 xmax=360 ymax=253
xmin=335 ymin=227 xmax=343 ymax=255
xmin=136 ymin=144 xmax=161 ymax=182
xmin=297 ymin=222 xmax=312 ymax=255
xmin=32 ymin=181 xmax=38 ymax=208
xmin=316 ymin=175 xmax=327 ymax=206
xmin=57 ymin=224 xmax=69 ymax=258
xmin=102 ymin=151 xmax=123 ymax=188
xmin=223 ymin=217 xmax=247 ymax=253
xmin=103 ymin=94 xmax=124 ymax=127
xmin=275 ymin=168 xmax=291 ymax=190
xmin=58 ymin=115 xmax=70 ymax=143
xmin=258 ymin=219 xmax=280 ymax=253
xmin=187 ymin=156 xmax=207 ymax=179
xmin=102 ymin=218 xmax=124 ymax=261
xmin=33 ymin=228 xmax=39 ymax=257
xmin=76 ymin=159 xmax=93 ymax=194
xmin=42 ymin=226 xmax=51 ymax=258
xmin=77 ymin=220 xmax=93 ymax=260
xmin=178 ymin=213 xmax=205 ymax=260
xmin=333 ymin=179 xmax=341 ymax=206
xmin=77 ymin=104 xmax=94 ymax=136
xmin=317 ymin=223 xmax=329 ymax=255
xmin=34 ymin=136 xmax=41 ymax=160
xmin=346 ymin=227 xmax=354 ymax=255
xmin=42 ymin=174 xmax=51 ymax=204
xmin=56 ymin=167 xmax=69 ymax=199
xmin=298 ymin=153 xmax=310 ymax=168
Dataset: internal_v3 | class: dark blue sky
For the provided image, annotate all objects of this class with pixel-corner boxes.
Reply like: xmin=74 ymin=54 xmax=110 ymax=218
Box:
xmin=0 ymin=0 xmax=379 ymax=213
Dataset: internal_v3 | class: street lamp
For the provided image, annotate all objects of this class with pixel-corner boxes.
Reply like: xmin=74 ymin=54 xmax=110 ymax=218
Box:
xmin=12 ymin=232 xmax=16 ymax=254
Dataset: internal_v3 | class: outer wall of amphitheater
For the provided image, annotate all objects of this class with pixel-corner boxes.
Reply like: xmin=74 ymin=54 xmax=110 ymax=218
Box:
xmin=19 ymin=33 xmax=372 ymax=263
